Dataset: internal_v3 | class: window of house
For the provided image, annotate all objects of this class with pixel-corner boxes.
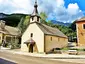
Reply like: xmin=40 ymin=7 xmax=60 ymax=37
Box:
xmin=32 ymin=17 xmax=34 ymax=21
xmin=6 ymin=37 xmax=11 ymax=43
xmin=30 ymin=33 xmax=33 ymax=37
xmin=83 ymin=24 xmax=85 ymax=29
xmin=50 ymin=37 xmax=52 ymax=41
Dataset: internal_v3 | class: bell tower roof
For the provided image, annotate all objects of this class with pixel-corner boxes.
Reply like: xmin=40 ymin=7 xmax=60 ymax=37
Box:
xmin=31 ymin=0 xmax=38 ymax=16
xmin=30 ymin=0 xmax=40 ymax=23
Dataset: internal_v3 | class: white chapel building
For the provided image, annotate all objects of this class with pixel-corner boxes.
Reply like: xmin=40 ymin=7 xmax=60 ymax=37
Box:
xmin=21 ymin=1 xmax=68 ymax=53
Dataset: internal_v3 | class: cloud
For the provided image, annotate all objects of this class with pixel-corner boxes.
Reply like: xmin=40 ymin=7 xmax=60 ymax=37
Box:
xmin=67 ymin=3 xmax=79 ymax=15
xmin=46 ymin=0 xmax=84 ymax=23
xmin=0 ymin=0 xmax=33 ymax=14
xmin=0 ymin=0 xmax=2 ymax=3
xmin=0 ymin=0 xmax=84 ymax=23
xmin=11 ymin=0 xmax=33 ymax=13
xmin=56 ymin=0 xmax=64 ymax=7
xmin=66 ymin=3 xmax=84 ymax=22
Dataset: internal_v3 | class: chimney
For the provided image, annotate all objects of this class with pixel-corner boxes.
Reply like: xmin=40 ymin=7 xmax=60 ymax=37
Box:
xmin=0 ymin=20 xmax=5 ymax=30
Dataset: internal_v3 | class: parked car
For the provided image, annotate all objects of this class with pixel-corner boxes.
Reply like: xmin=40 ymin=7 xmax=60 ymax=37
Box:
xmin=68 ymin=49 xmax=78 ymax=55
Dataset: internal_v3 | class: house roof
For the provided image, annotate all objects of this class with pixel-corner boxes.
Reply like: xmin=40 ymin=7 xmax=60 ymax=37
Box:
xmin=0 ymin=25 xmax=21 ymax=36
xmin=76 ymin=17 xmax=85 ymax=22
xmin=5 ymin=25 xmax=21 ymax=36
xmin=36 ymin=22 xmax=67 ymax=38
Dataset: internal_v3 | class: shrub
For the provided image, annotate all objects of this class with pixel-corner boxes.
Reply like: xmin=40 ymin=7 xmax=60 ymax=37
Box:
xmin=10 ymin=37 xmax=20 ymax=49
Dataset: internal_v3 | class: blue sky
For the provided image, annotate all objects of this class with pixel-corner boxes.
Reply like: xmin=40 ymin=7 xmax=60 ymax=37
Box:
xmin=0 ymin=0 xmax=85 ymax=23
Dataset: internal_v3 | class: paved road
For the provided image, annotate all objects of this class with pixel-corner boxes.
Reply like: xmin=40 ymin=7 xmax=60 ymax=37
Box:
xmin=52 ymin=59 xmax=85 ymax=64
xmin=0 ymin=51 xmax=81 ymax=64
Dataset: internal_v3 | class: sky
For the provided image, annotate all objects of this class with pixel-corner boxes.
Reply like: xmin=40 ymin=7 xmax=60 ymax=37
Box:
xmin=0 ymin=0 xmax=85 ymax=23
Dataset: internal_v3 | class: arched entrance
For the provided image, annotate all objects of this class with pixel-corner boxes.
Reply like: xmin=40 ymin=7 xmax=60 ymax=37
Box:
xmin=24 ymin=38 xmax=35 ymax=53
xmin=29 ymin=44 xmax=33 ymax=53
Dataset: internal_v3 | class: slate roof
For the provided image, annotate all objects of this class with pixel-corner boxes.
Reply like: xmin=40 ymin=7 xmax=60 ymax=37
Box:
xmin=0 ymin=25 xmax=21 ymax=36
xmin=76 ymin=17 xmax=85 ymax=22
xmin=36 ymin=22 xmax=67 ymax=38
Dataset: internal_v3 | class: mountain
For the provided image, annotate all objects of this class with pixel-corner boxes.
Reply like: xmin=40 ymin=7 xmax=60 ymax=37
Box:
xmin=0 ymin=13 xmax=28 ymax=27
xmin=0 ymin=13 xmax=9 ymax=19
xmin=51 ymin=20 xmax=71 ymax=26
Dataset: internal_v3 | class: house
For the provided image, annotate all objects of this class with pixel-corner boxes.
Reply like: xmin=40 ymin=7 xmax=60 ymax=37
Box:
xmin=21 ymin=1 xmax=68 ymax=53
xmin=0 ymin=20 xmax=21 ymax=47
xmin=76 ymin=17 xmax=85 ymax=46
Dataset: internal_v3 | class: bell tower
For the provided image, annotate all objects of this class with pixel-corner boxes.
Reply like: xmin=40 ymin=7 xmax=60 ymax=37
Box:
xmin=30 ymin=0 xmax=40 ymax=23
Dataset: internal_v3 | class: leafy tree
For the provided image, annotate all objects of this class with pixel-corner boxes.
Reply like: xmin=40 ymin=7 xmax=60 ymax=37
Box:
xmin=47 ymin=20 xmax=53 ymax=26
xmin=40 ymin=12 xmax=47 ymax=24
xmin=40 ymin=12 xmax=47 ymax=20
xmin=10 ymin=37 xmax=19 ymax=49
xmin=69 ymin=21 xmax=76 ymax=31
xmin=23 ymin=16 xmax=30 ymax=29
xmin=17 ymin=16 xmax=30 ymax=34
xmin=17 ymin=16 xmax=25 ymax=34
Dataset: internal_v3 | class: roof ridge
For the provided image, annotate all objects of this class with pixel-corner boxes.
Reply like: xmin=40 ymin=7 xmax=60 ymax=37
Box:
xmin=36 ymin=22 xmax=67 ymax=38
xmin=38 ymin=23 xmax=55 ymax=34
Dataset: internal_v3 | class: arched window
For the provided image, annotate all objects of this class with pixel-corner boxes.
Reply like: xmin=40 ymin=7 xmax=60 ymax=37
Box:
xmin=30 ymin=33 xmax=33 ymax=37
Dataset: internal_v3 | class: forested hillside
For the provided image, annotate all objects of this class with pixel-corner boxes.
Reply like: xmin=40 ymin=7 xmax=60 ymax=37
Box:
xmin=0 ymin=13 xmax=28 ymax=27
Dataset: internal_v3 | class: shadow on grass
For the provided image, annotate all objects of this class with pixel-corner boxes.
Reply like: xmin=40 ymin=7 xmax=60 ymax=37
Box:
xmin=0 ymin=58 xmax=17 ymax=64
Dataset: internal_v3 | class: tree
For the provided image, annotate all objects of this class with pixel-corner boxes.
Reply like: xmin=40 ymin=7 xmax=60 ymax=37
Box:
xmin=69 ymin=21 xmax=76 ymax=31
xmin=17 ymin=16 xmax=30 ymax=34
xmin=40 ymin=12 xmax=47 ymax=20
xmin=17 ymin=16 xmax=25 ymax=34
xmin=40 ymin=12 xmax=47 ymax=24
xmin=2 ymin=13 xmax=27 ymax=27
xmin=23 ymin=16 xmax=30 ymax=29
xmin=47 ymin=20 xmax=53 ymax=26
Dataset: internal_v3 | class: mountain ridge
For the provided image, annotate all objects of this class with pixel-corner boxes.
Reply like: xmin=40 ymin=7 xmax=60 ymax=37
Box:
xmin=51 ymin=20 xmax=71 ymax=26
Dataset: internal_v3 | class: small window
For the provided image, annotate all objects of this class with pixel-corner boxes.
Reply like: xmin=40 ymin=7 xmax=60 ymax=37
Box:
xmin=83 ymin=24 xmax=85 ymax=29
xmin=37 ymin=17 xmax=39 ymax=21
xmin=50 ymin=37 xmax=52 ymax=41
xmin=30 ymin=33 xmax=33 ymax=37
xmin=32 ymin=17 xmax=34 ymax=21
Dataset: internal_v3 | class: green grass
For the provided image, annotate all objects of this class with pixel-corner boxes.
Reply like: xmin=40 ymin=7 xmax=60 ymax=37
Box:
xmin=61 ymin=47 xmax=69 ymax=51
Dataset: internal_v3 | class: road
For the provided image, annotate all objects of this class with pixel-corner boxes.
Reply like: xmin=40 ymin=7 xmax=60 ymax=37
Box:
xmin=0 ymin=51 xmax=81 ymax=64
